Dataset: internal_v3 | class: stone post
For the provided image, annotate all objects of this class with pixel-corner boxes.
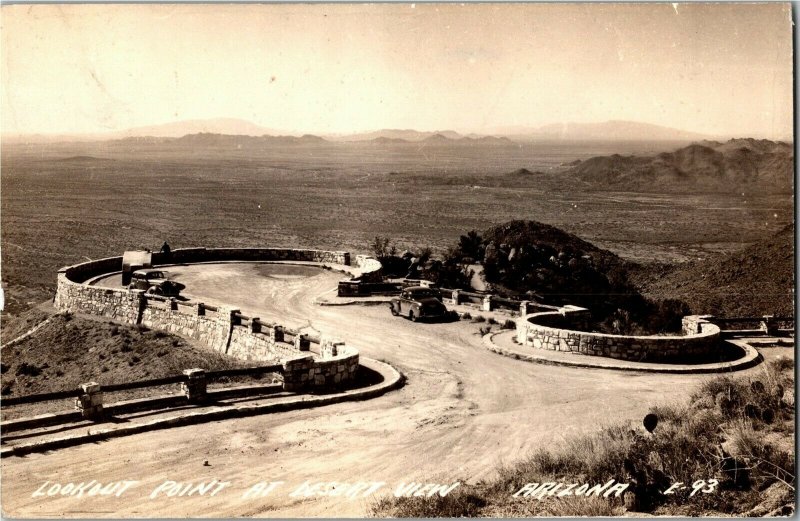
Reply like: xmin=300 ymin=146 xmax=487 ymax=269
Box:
xmin=482 ymin=295 xmax=493 ymax=312
xmin=761 ymin=315 xmax=778 ymax=336
xmin=75 ymin=382 xmax=104 ymax=420
xmin=321 ymin=337 xmax=344 ymax=358
xmin=181 ymin=368 xmax=207 ymax=403
xmin=282 ymin=356 xmax=315 ymax=392
xmin=270 ymin=325 xmax=284 ymax=343
xmin=681 ymin=315 xmax=715 ymax=335
xmin=196 ymin=303 xmax=205 ymax=316
xmin=295 ymin=333 xmax=311 ymax=352
xmin=169 ymin=297 xmax=178 ymax=311
xmin=451 ymin=289 xmax=461 ymax=306
xmin=519 ymin=300 xmax=531 ymax=316
xmin=250 ymin=318 xmax=262 ymax=333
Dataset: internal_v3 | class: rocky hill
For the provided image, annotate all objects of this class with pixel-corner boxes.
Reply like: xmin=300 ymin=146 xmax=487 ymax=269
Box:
xmin=567 ymin=138 xmax=793 ymax=192
xmin=455 ymin=221 xmax=690 ymax=333
xmin=636 ymin=223 xmax=795 ymax=317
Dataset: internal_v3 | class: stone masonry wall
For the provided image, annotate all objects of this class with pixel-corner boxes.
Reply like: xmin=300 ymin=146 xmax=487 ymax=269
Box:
xmin=227 ymin=324 xmax=309 ymax=362
xmin=55 ymin=272 xmax=141 ymax=324
xmin=517 ymin=308 xmax=721 ymax=363
xmin=139 ymin=300 xmax=235 ymax=353
xmin=54 ymin=248 xmax=360 ymax=389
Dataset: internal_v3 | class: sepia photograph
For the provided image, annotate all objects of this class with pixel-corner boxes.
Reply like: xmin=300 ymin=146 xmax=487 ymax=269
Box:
xmin=0 ymin=2 xmax=795 ymax=518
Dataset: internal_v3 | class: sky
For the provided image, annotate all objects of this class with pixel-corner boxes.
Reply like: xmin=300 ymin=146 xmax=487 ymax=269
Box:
xmin=1 ymin=3 xmax=794 ymax=139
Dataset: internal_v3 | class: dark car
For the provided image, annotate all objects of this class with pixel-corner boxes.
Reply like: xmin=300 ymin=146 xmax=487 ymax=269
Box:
xmin=128 ymin=269 xmax=185 ymax=297
xmin=390 ymin=286 xmax=448 ymax=321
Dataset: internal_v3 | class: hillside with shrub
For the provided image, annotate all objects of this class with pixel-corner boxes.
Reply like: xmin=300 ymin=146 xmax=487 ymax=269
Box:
xmin=372 ymin=357 xmax=795 ymax=517
xmin=634 ymin=223 xmax=794 ymax=317
xmin=0 ymin=312 xmax=250 ymax=417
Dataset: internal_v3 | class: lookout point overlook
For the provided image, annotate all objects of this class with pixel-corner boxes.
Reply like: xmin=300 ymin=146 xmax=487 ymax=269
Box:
xmin=0 ymin=2 xmax=795 ymax=519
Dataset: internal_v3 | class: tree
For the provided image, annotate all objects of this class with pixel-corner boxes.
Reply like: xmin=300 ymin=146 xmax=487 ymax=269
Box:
xmin=457 ymin=230 xmax=484 ymax=263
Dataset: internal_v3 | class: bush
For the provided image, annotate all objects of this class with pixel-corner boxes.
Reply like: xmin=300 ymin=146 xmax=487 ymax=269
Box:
xmin=461 ymin=312 xmax=472 ymax=320
xmin=15 ymin=362 xmax=41 ymax=377
xmin=487 ymin=317 xmax=498 ymax=325
xmin=478 ymin=325 xmax=492 ymax=336
xmin=371 ymin=489 xmax=485 ymax=518
xmin=501 ymin=319 xmax=516 ymax=329
xmin=472 ymin=315 xmax=486 ymax=323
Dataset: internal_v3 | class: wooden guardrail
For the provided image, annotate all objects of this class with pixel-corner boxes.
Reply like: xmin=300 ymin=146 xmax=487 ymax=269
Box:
xmin=2 ymin=364 xmax=285 ymax=407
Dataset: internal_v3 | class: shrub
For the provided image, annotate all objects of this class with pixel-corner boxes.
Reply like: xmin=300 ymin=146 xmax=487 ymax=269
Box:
xmin=461 ymin=312 xmax=472 ymax=320
xmin=487 ymin=317 xmax=498 ymax=325
xmin=371 ymin=489 xmax=485 ymax=517
xmin=501 ymin=319 xmax=516 ymax=329
xmin=472 ymin=315 xmax=486 ymax=323
xmin=15 ymin=362 xmax=41 ymax=377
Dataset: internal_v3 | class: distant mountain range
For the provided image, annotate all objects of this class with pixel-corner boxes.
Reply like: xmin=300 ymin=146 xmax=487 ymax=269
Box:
xmin=4 ymin=118 xmax=747 ymax=144
xmin=493 ymin=120 xmax=715 ymax=142
xmin=117 ymin=118 xmax=282 ymax=138
xmin=566 ymin=138 xmax=794 ymax=192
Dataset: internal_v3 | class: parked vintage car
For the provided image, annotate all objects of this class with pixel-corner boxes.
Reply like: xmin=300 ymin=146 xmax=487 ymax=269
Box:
xmin=390 ymin=286 xmax=448 ymax=322
xmin=128 ymin=269 xmax=185 ymax=297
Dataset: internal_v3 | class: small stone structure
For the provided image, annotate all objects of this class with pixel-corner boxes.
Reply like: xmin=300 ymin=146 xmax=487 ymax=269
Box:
xmin=517 ymin=306 xmax=722 ymax=363
xmin=182 ymin=368 xmax=207 ymax=403
xmin=54 ymin=248 xmax=361 ymax=391
xmin=74 ymin=382 xmax=104 ymax=420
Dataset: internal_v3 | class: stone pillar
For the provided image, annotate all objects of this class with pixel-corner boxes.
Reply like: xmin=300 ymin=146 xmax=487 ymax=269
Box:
xmin=321 ymin=337 xmax=344 ymax=358
xmin=282 ymin=356 xmax=315 ymax=392
xmin=519 ymin=300 xmax=531 ymax=316
xmin=250 ymin=318 xmax=262 ymax=333
xmin=482 ymin=295 xmax=493 ymax=312
xmin=451 ymin=290 xmax=461 ymax=306
xmin=295 ymin=333 xmax=311 ymax=352
xmin=75 ymin=382 xmax=104 ymax=420
xmin=196 ymin=303 xmax=205 ymax=316
xmin=682 ymin=315 xmax=715 ymax=335
xmin=169 ymin=298 xmax=178 ymax=311
xmin=761 ymin=315 xmax=778 ymax=336
xmin=181 ymin=368 xmax=207 ymax=403
xmin=270 ymin=325 xmax=284 ymax=343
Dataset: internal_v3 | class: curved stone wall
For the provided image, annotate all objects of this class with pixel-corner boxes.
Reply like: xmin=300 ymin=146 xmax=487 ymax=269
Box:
xmin=516 ymin=306 xmax=721 ymax=363
xmin=54 ymin=248 xmax=363 ymax=389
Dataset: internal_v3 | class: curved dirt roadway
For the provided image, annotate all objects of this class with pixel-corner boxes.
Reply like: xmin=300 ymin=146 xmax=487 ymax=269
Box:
xmin=2 ymin=263 xmax=786 ymax=518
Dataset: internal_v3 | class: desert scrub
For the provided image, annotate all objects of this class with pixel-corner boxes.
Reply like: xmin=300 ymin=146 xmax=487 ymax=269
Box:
xmin=471 ymin=315 xmax=486 ymax=323
xmin=369 ymin=360 xmax=795 ymax=517
xmin=501 ymin=319 xmax=516 ymax=329
xmin=460 ymin=312 xmax=472 ymax=320
xmin=370 ymin=488 xmax=485 ymax=517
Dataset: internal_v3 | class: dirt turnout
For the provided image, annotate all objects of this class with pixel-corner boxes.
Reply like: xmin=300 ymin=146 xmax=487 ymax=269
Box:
xmin=1 ymin=263 xmax=787 ymax=517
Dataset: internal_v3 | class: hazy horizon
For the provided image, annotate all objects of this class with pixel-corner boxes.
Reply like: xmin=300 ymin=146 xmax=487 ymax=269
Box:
xmin=2 ymin=3 xmax=793 ymax=139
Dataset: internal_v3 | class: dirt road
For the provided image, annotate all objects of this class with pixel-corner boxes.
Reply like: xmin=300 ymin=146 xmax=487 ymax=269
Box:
xmin=2 ymin=263 xmax=782 ymax=517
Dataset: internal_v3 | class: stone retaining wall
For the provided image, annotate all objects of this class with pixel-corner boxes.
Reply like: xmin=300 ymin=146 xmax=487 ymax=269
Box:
xmin=54 ymin=248 xmax=360 ymax=390
xmin=517 ymin=307 xmax=721 ymax=363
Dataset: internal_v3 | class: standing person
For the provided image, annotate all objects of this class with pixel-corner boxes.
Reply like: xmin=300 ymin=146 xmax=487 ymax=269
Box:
xmin=160 ymin=241 xmax=171 ymax=256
